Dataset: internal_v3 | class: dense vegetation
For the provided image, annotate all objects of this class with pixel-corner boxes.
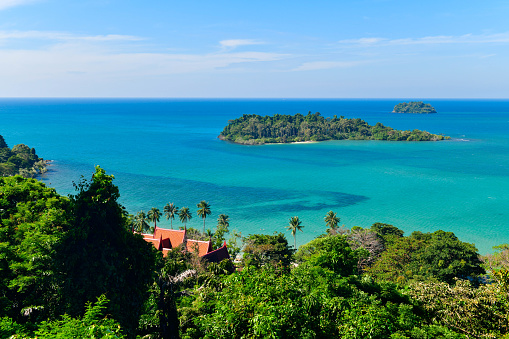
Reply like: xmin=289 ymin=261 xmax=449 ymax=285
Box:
xmin=393 ymin=101 xmax=437 ymax=114
xmin=0 ymin=134 xmax=48 ymax=177
xmin=1 ymin=168 xmax=508 ymax=338
xmin=219 ymin=112 xmax=448 ymax=145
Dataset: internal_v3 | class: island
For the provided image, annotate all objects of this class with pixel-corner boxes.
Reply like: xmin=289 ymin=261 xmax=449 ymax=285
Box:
xmin=392 ymin=101 xmax=437 ymax=114
xmin=0 ymin=134 xmax=48 ymax=177
xmin=219 ymin=112 xmax=449 ymax=145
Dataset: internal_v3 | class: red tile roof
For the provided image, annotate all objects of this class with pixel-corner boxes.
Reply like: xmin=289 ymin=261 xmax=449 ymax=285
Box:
xmin=142 ymin=226 xmax=228 ymax=261
xmin=153 ymin=228 xmax=186 ymax=249
xmin=186 ymin=240 xmax=212 ymax=257
xmin=202 ymin=241 xmax=230 ymax=263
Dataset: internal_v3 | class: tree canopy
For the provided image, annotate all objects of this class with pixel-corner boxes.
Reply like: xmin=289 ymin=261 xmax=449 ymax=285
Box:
xmin=219 ymin=112 xmax=448 ymax=144
xmin=393 ymin=101 xmax=437 ymax=114
xmin=0 ymin=135 xmax=48 ymax=177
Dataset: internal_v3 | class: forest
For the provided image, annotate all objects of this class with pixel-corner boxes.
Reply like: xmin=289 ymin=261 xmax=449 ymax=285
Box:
xmin=0 ymin=135 xmax=47 ymax=177
xmin=219 ymin=112 xmax=448 ymax=145
xmin=392 ymin=102 xmax=438 ymax=114
xmin=1 ymin=167 xmax=508 ymax=338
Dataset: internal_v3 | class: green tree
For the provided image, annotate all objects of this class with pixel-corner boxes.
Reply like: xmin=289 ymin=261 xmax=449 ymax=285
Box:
xmin=324 ymin=210 xmax=340 ymax=233
xmin=147 ymin=207 xmax=161 ymax=228
xmin=217 ymin=213 xmax=229 ymax=229
xmin=205 ymin=229 xmax=214 ymax=240
xmin=0 ymin=175 xmax=70 ymax=323
xmin=242 ymin=233 xmax=294 ymax=268
xmin=0 ymin=135 xmax=8 ymax=148
xmin=286 ymin=216 xmax=304 ymax=249
xmin=196 ymin=200 xmax=211 ymax=233
xmin=178 ymin=207 xmax=192 ymax=228
xmin=133 ymin=210 xmax=150 ymax=233
xmin=163 ymin=203 xmax=179 ymax=229
xmin=370 ymin=222 xmax=404 ymax=247
xmin=57 ymin=166 xmax=157 ymax=337
xmin=296 ymin=235 xmax=365 ymax=276
xmin=35 ymin=295 xmax=125 ymax=338
xmin=213 ymin=214 xmax=230 ymax=249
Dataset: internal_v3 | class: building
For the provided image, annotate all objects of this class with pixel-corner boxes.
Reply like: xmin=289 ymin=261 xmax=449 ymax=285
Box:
xmin=141 ymin=226 xmax=230 ymax=263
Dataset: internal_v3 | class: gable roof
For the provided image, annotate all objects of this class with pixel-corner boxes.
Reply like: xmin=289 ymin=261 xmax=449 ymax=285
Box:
xmin=202 ymin=241 xmax=230 ymax=263
xmin=186 ymin=239 xmax=212 ymax=257
xmin=142 ymin=226 xmax=228 ymax=260
xmin=153 ymin=227 xmax=186 ymax=249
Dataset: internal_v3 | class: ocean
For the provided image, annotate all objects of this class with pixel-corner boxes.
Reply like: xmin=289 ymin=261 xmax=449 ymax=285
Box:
xmin=1 ymin=98 xmax=508 ymax=253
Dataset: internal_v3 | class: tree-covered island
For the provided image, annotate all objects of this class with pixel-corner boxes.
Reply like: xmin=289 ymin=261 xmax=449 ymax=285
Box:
xmin=393 ymin=101 xmax=437 ymax=114
xmin=0 ymin=134 xmax=48 ymax=177
xmin=219 ymin=112 xmax=449 ymax=145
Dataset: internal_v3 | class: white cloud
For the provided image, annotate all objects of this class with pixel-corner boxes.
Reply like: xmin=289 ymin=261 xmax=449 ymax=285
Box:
xmin=337 ymin=37 xmax=386 ymax=45
xmin=338 ymin=32 xmax=509 ymax=47
xmin=219 ymin=39 xmax=264 ymax=50
xmin=292 ymin=60 xmax=364 ymax=71
xmin=0 ymin=30 xmax=144 ymax=42
xmin=0 ymin=0 xmax=34 ymax=10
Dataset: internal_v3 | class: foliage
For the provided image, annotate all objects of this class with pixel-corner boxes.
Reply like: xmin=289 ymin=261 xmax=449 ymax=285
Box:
xmin=370 ymin=222 xmax=405 ymax=247
xmin=286 ymin=216 xmax=304 ymax=249
xmin=295 ymin=234 xmax=366 ymax=276
xmin=367 ymin=230 xmax=485 ymax=284
xmin=196 ymin=200 xmax=211 ymax=233
xmin=0 ymin=176 xmax=70 ymax=323
xmin=242 ymin=232 xmax=294 ymax=268
xmin=178 ymin=207 xmax=192 ymax=227
xmin=393 ymin=101 xmax=437 ymax=114
xmin=189 ymin=263 xmax=432 ymax=338
xmin=0 ymin=135 xmax=48 ymax=177
xmin=164 ymin=203 xmax=179 ymax=229
xmin=482 ymin=243 xmax=509 ymax=270
xmin=147 ymin=207 xmax=161 ymax=228
xmin=407 ymin=278 xmax=509 ymax=338
xmin=219 ymin=112 xmax=448 ymax=144
xmin=35 ymin=295 xmax=125 ymax=339
xmin=56 ymin=166 xmax=157 ymax=337
xmin=324 ymin=210 xmax=340 ymax=233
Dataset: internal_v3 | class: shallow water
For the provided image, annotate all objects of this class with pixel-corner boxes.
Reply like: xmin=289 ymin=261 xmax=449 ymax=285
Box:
xmin=1 ymin=98 xmax=508 ymax=253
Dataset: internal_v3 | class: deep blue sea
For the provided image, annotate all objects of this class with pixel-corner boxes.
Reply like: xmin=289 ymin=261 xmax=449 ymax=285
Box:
xmin=1 ymin=99 xmax=508 ymax=253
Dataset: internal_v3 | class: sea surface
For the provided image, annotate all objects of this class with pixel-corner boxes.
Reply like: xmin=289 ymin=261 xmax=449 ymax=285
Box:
xmin=1 ymin=99 xmax=508 ymax=253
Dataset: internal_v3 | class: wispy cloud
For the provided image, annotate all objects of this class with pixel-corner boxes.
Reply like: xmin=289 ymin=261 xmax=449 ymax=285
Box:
xmin=291 ymin=60 xmax=364 ymax=72
xmin=219 ymin=39 xmax=264 ymax=50
xmin=338 ymin=32 xmax=509 ymax=46
xmin=0 ymin=0 xmax=35 ymax=10
xmin=0 ymin=30 xmax=144 ymax=42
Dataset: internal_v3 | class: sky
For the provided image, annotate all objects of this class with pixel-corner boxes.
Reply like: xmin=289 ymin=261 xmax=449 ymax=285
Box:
xmin=0 ymin=0 xmax=508 ymax=98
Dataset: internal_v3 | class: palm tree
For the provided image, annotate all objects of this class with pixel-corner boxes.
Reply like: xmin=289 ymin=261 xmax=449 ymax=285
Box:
xmin=217 ymin=214 xmax=229 ymax=229
xmin=205 ymin=229 xmax=214 ymax=240
xmin=178 ymin=207 xmax=192 ymax=228
xmin=164 ymin=203 xmax=179 ymax=229
xmin=324 ymin=210 xmax=340 ymax=233
xmin=133 ymin=211 xmax=150 ymax=233
xmin=196 ymin=200 xmax=211 ymax=233
xmin=286 ymin=216 xmax=304 ymax=249
xmin=147 ymin=207 xmax=161 ymax=228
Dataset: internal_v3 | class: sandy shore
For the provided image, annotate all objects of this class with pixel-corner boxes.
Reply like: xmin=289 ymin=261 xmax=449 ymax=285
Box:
xmin=265 ymin=140 xmax=319 ymax=145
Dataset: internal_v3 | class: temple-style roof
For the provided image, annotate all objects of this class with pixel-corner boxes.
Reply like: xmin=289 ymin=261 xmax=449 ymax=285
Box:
xmin=202 ymin=241 xmax=230 ymax=263
xmin=141 ymin=226 xmax=229 ymax=263
xmin=153 ymin=227 xmax=186 ymax=249
xmin=186 ymin=239 xmax=212 ymax=257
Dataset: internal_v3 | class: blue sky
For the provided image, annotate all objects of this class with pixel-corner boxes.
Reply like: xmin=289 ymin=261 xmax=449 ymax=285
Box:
xmin=1 ymin=0 xmax=508 ymax=98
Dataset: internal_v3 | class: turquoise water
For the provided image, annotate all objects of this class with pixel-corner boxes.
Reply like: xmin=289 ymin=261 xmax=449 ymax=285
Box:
xmin=1 ymin=99 xmax=508 ymax=253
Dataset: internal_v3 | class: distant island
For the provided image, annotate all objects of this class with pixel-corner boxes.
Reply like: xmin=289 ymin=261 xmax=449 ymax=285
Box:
xmin=219 ymin=112 xmax=449 ymax=145
xmin=0 ymin=134 xmax=48 ymax=177
xmin=392 ymin=101 xmax=437 ymax=114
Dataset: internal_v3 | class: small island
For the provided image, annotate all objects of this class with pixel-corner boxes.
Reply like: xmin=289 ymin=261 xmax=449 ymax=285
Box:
xmin=219 ymin=112 xmax=449 ymax=145
xmin=0 ymin=134 xmax=48 ymax=177
xmin=392 ymin=101 xmax=437 ymax=114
